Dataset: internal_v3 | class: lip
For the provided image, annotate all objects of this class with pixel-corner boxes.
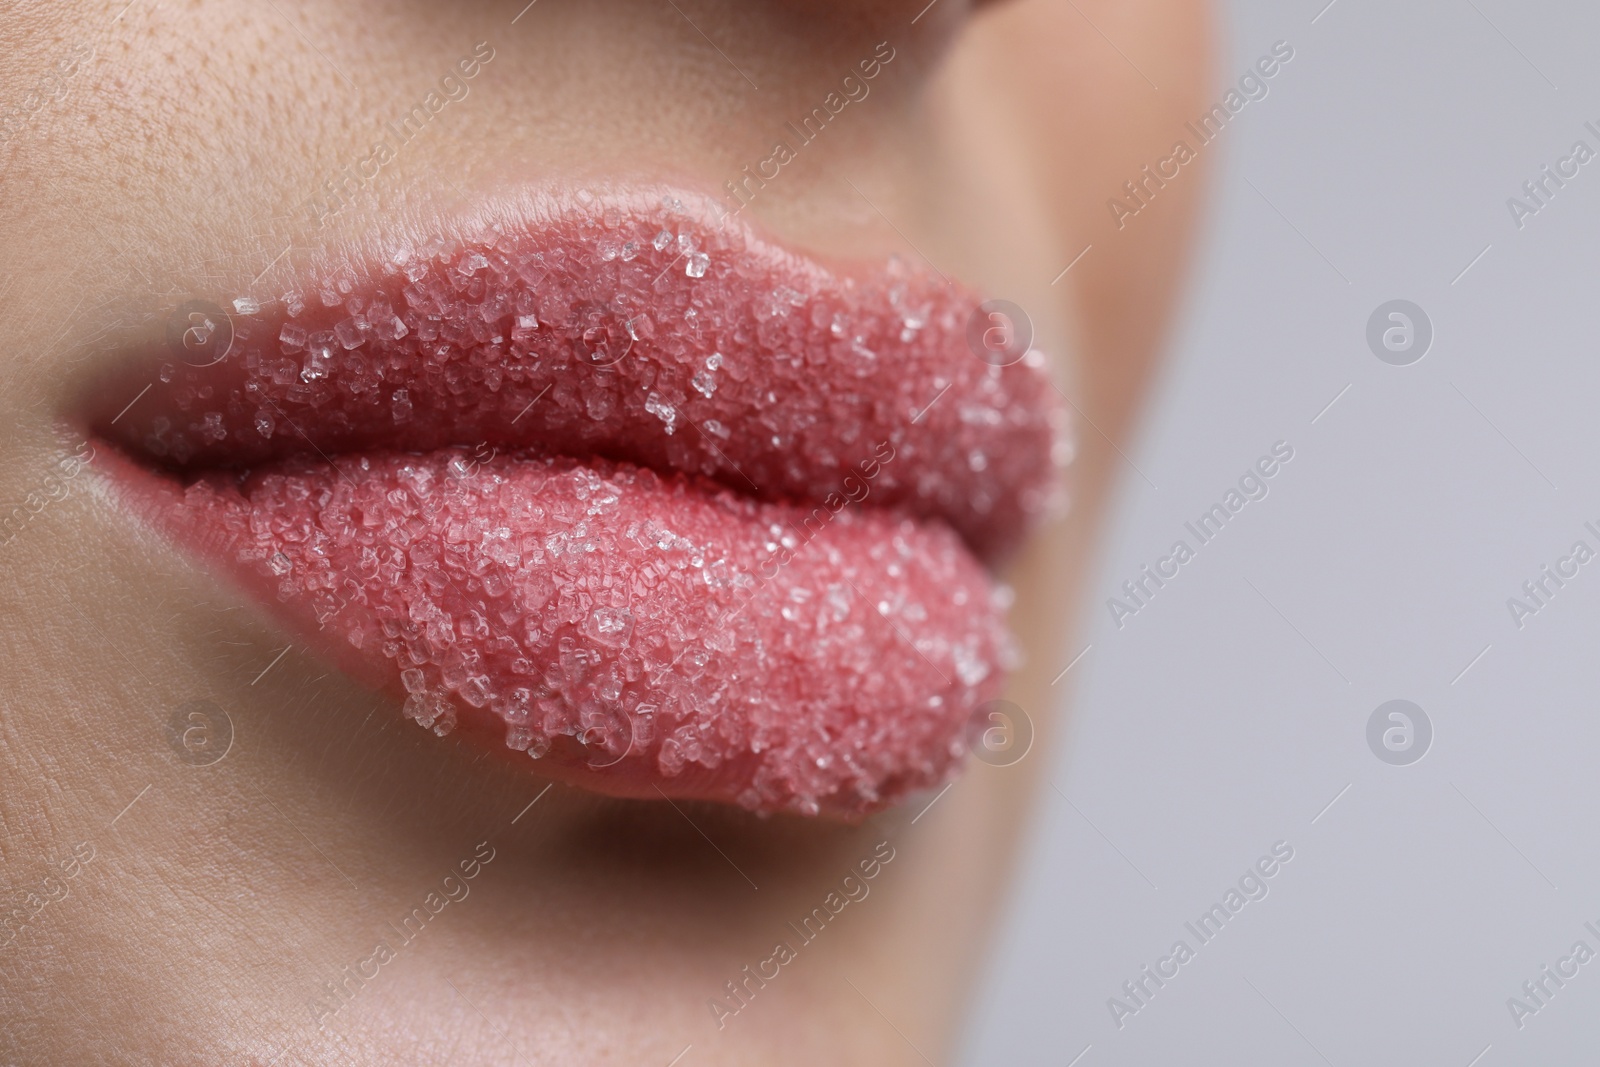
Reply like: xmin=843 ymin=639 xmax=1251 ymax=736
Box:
xmin=82 ymin=185 xmax=1068 ymax=819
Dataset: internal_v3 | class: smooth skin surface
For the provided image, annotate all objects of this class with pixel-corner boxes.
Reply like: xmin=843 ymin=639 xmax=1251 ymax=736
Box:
xmin=0 ymin=2 xmax=1209 ymax=1063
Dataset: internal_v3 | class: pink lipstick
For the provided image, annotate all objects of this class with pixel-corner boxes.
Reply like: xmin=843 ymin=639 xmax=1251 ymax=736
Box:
xmin=87 ymin=187 xmax=1067 ymax=818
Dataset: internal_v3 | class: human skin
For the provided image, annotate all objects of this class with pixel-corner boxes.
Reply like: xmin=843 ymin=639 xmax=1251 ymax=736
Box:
xmin=0 ymin=2 xmax=1209 ymax=1064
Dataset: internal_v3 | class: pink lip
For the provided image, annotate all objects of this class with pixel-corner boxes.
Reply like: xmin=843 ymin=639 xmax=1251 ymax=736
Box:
xmin=85 ymin=186 xmax=1067 ymax=818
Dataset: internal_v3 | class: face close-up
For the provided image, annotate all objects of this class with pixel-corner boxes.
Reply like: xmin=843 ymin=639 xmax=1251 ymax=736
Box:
xmin=0 ymin=2 xmax=1210 ymax=1063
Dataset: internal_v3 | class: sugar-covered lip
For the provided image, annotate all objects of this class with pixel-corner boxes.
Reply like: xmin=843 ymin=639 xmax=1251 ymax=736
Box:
xmin=83 ymin=185 xmax=1068 ymax=818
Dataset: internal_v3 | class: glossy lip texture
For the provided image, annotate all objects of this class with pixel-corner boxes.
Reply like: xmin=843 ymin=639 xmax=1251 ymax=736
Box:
xmin=86 ymin=187 xmax=1069 ymax=818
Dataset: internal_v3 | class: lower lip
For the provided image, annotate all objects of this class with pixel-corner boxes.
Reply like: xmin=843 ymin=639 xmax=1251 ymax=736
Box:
xmin=101 ymin=442 xmax=1014 ymax=819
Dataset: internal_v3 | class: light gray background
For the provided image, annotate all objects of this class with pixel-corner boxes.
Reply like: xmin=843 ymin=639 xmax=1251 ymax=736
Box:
xmin=961 ymin=0 xmax=1600 ymax=1063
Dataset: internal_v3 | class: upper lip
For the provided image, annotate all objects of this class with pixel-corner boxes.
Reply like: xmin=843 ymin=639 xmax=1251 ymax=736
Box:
xmin=84 ymin=185 xmax=1065 ymax=562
